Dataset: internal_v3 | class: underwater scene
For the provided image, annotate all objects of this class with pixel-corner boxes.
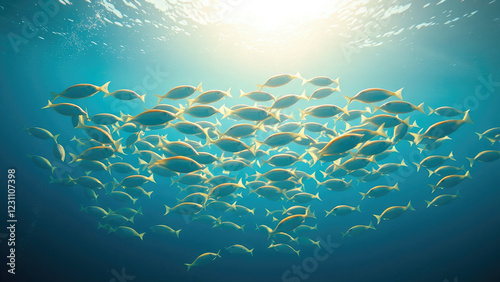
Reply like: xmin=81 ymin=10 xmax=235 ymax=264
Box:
xmin=1 ymin=0 xmax=500 ymax=281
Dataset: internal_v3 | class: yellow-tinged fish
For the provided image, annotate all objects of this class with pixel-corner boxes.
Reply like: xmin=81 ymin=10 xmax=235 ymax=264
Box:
xmin=373 ymin=201 xmax=415 ymax=224
xmin=428 ymin=171 xmax=472 ymax=193
xmin=257 ymin=73 xmax=302 ymax=90
xmin=341 ymin=221 xmax=376 ymax=238
xmin=466 ymin=150 xmax=500 ymax=167
xmin=411 ymin=110 xmax=473 ymax=144
xmin=156 ymin=83 xmax=203 ymax=102
xmin=150 ymin=225 xmax=181 ymax=238
xmin=344 ymin=88 xmax=403 ymax=104
xmin=51 ymin=82 xmax=110 ymax=101
xmin=185 ymin=250 xmax=220 ymax=271
xmin=225 ymin=244 xmax=254 ymax=256
xmin=425 ymin=190 xmax=461 ymax=208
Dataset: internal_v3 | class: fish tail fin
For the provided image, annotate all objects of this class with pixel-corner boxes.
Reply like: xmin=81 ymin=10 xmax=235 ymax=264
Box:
xmin=416 ymin=102 xmax=425 ymax=114
xmin=298 ymin=109 xmax=307 ymax=120
xmin=164 ymin=205 xmax=170 ymax=216
xmin=393 ymin=88 xmax=403 ymax=100
xmin=448 ymin=151 xmax=456 ymax=161
xmin=407 ymin=201 xmax=415 ymax=211
xmin=294 ymin=72 xmax=303 ymax=81
xmin=139 ymin=94 xmax=146 ymax=103
xmin=475 ymin=132 xmax=482 ymax=140
xmin=185 ymin=263 xmax=192 ymax=272
xmin=196 ymin=82 xmax=203 ymax=93
xmin=425 ymin=200 xmax=432 ymax=208
xmin=269 ymin=109 xmax=281 ymax=122
xmin=463 ymin=110 xmax=473 ymax=124
xmin=221 ymin=105 xmax=232 ymax=119
xmin=302 ymin=78 xmax=309 ymax=86
xmin=324 ymin=209 xmax=332 ymax=217
xmin=307 ymin=149 xmax=319 ymax=165
xmin=256 ymin=84 xmax=264 ymax=91
xmin=427 ymin=106 xmax=434 ymax=115
xmin=409 ymin=132 xmax=423 ymax=145
xmin=466 ymin=157 xmax=475 ymax=167
xmin=225 ymin=87 xmax=232 ymax=98
xmin=373 ymin=214 xmax=382 ymax=225
xmin=42 ymin=100 xmax=53 ymax=109
xmin=455 ymin=190 xmax=462 ymax=198
xmin=176 ymin=229 xmax=181 ymax=238
xmin=412 ymin=162 xmax=421 ymax=172
xmin=138 ymin=232 xmax=145 ymax=240
xmin=100 ymin=81 xmax=110 ymax=94
xmin=359 ymin=192 xmax=367 ymax=200
xmin=299 ymin=90 xmax=309 ymax=101
xmin=240 ymin=224 xmax=245 ymax=233
xmin=239 ymin=90 xmax=246 ymax=98
xmin=372 ymin=104 xmax=380 ymax=114
xmin=187 ymin=98 xmax=195 ymax=107
xmin=249 ymin=248 xmax=254 ymax=256
xmin=426 ymin=168 xmax=434 ymax=177
xmin=341 ymin=232 xmax=347 ymax=239
xmin=343 ymin=95 xmax=353 ymax=104
xmin=465 ymin=170 xmax=472 ymax=179
xmin=53 ymin=134 xmax=60 ymax=144
xmin=355 ymin=205 xmax=361 ymax=213
xmin=428 ymin=184 xmax=438 ymax=193
xmin=69 ymin=152 xmax=78 ymax=163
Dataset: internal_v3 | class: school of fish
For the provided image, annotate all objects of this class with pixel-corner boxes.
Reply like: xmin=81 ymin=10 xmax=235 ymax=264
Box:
xmin=25 ymin=73 xmax=500 ymax=271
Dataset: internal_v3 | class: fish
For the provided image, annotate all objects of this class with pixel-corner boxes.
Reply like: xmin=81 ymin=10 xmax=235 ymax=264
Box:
xmin=151 ymin=156 xmax=203 ymax=173
xmin=428 ymin=171 xmax=472 ymax=193
xmin=411 ymin=110 xmax=473 ymax=144
xmin=113 ymin=226 xmax=145 ymax=240
xmin=413 ymin=152 xmax=455 ymax=171
xmin=126 ymin=109 xmax=176 ymax=126
xmin=269 ymin=91 xmax=308 ymax=109
xmin=69 ymin=146 xmax=122 ymax=163
xmin=466 ymin=150 xmax=500 ymax=167
xmin=222 ymin=106 xmax=280 ymax=122
xmin=239 ymin=90 xmax=276 ymax=102
xmin=156 ymin=83 xmax=203 ymax=102
xmin=425 ymin=191 xmax=461 ymax=208
xmin=256 ymin=128 xmax=308 ymax=148
xmin=185 ymin=250 xmax=220 ymax=272
xmin=373 ymin=201 xmax=415 ymax=224
xmin=268 ymin=243 xmax=300 ymax=256
xmin=257 ymin=73 xmax=302 ymax=90
xmin=345 ymin=88 xmax=403 ymax=104
xmin=213 ymin=221 xmax=245 ymax=232
xmin=27 ymin=155 xmax=57 ymax=173
xmin=51 ymin=82 xmax=110 ymax=101
xmin=225 ymin=244 xmax=254 ymax=256
xmin=150 ymin=225 xmax=181 ymax=238
xmin=25 ymin=127 xmax=59 ymax=142
xmin=164 ymin=202 xmax=203 ymax=215
xmin=360 ymin=183 xmax=399 ymax=200
xmin=341 ymin=221 xmax=376 ymax=238
xmin=427 ymin=106 xmax=463 ymax=117
xmin=325 ymin=205 xmax=361 ymax=217
xmin=373 ymin=101 xmax=425 ymax=114
xmin=187 ymin=88 xmax=231 ymax=106
xmin=42 ymin=100 xmax=88 ymax=116
xmin=90 ymin=113 xmax=123 ymax=125
xmin=303 ymin=76 xmax=339 ymax=87
xmin=299 ymin=105 xmax=347 ymax=120
xmin=104 ymin=89 xmax=145 ymax=102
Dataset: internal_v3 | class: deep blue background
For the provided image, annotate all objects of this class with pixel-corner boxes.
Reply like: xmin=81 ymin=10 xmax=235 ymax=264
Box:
xmin=1 ymin=0 xmax=500 ymax=281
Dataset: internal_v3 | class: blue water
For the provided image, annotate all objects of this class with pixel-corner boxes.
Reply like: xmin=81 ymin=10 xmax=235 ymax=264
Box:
xmin=1 ymin=0 xmax=500 ymax=281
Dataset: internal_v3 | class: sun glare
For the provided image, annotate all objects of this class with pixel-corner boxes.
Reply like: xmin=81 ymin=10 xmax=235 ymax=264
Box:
xmin=225 ymin=0 xmax=338 ymax=34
